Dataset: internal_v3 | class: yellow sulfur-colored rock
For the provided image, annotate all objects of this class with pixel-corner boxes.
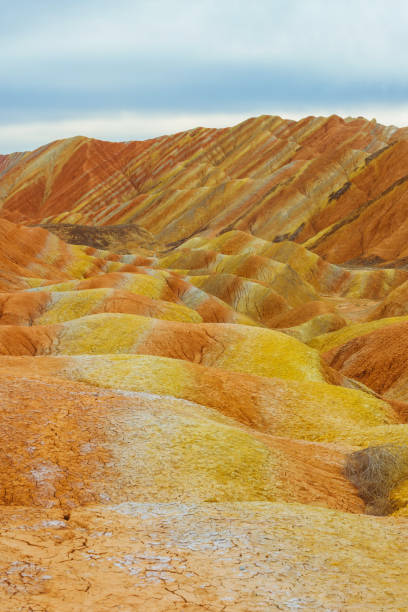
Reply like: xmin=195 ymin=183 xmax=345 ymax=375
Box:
xmin=0 ymin=313 xmax=329 ymax=382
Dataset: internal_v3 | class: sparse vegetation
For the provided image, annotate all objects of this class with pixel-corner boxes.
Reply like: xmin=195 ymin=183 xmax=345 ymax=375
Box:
xmin=345 ymin=444 xmax=408 ymax=515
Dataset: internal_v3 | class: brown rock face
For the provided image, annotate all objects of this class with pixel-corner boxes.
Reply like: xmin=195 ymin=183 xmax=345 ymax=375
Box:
xmin=1 ymin=115 xmax=408 ymax=609
xmin=39 ymin=222 xmax=157 ymax=254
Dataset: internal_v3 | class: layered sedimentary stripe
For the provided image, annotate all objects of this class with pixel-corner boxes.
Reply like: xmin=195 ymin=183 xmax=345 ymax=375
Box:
xmin=2 ymin=115 xmax=408 ymax=264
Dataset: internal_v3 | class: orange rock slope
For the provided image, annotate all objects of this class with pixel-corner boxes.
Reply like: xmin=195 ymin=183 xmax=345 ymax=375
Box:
xmin=1 ymin=115 xmax=408 ymax=610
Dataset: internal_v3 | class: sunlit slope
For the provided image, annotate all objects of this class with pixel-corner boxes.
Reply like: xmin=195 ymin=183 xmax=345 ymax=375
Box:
xmin=0 ymin=313 xmax=335 ymax=382
xmin=2 ymin=352 xmax=399 ymax=443
xmin=0 ymin=365 xmax=366 ymax=512
xmin=0 ymin=288 xmax=203 ymax=325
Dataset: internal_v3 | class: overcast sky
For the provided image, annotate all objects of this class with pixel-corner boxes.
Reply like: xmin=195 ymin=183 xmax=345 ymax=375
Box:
xmin=1 ymin=0 xmax=408 ymax=153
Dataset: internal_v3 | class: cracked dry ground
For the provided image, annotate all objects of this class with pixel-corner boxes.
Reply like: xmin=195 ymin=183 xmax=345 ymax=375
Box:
xmin=2 ymin=115 xmax=408 ymax=609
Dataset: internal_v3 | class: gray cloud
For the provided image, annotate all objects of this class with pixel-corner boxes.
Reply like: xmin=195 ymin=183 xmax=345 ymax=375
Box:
xmin=1 ymin=0 xmax=408 ymax=150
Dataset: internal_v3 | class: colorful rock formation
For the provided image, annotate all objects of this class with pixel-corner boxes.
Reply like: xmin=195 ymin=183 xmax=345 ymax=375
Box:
xmin=1 ymin=114 xmax=408 ymax=265
xmin=0 ymin=115 xmax=408 ymax=609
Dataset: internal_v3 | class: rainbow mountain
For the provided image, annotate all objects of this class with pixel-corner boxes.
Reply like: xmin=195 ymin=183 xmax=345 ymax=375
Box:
xmin=0 ymin=115 xmax=408 ymax=610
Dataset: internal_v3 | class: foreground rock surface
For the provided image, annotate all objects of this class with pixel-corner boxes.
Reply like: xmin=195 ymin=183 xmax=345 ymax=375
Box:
xmin=1 ymin=503 xmax=408 ymax=611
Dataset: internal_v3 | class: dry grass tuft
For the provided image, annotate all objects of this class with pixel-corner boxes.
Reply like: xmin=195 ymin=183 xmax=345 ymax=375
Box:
xmin=344 ymin=444 xmax=408 ymax=515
